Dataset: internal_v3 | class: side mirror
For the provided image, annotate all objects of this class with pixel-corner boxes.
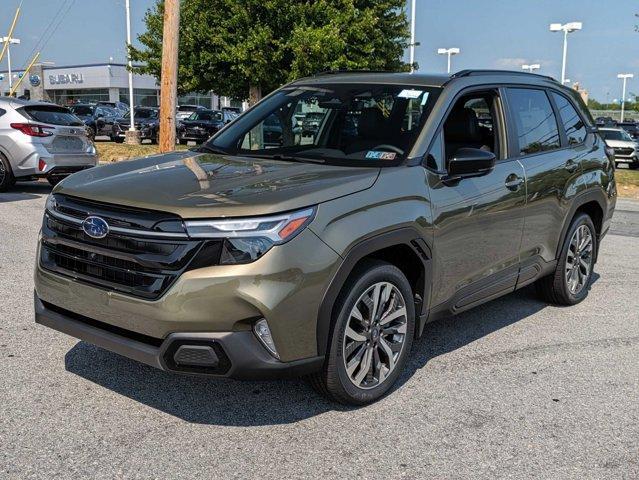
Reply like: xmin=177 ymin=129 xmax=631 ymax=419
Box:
xmin=446 ymin=148 xmax=496 ymax=179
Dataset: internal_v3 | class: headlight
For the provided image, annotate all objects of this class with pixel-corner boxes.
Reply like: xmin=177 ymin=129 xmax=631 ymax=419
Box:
xmin=185 ymin=207 xmax=315 ymax=264
xmin=45 ymin=194 xmax=57 ymax=212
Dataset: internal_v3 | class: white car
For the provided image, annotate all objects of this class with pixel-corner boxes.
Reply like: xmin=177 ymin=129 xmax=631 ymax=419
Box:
xmin=0 ymin=97 xmax=97 ymax=191
xmin=599 ymin=127 xmax=639 ymax=169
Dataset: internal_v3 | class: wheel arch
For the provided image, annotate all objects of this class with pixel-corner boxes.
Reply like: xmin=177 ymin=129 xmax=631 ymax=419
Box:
xmin=556 ymin=189 xmax=606 ymax=261
xmin=316 ymin=228 xmax=432 ymax=357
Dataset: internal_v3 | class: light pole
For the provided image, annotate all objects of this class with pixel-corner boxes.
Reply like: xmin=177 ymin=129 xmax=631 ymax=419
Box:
xmin=0 ymin=36 xmax=21 ymax=91
xmin=617 ymin=73 xmax=634 ymax=123
xmin=409 ymin=0 xmax=420 ymax=73
xmin=522 ymin=63 xmax=540 ymax=73
xmin=437 ymin=47 xmax=460 ymax=74
xmin=124 ymin=0 xmax=140 ymax=144
xmin=549 ymin=22 xmax=582 ymax=84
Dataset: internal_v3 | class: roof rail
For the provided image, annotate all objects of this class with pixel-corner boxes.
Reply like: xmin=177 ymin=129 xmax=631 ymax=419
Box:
xmin=451 ymin=69 xmax=557 ymax=82
xmin=313 ymin=69 xmax=399 ymax=76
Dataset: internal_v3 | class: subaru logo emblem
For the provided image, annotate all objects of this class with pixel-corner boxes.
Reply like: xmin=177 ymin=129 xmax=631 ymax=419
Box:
xmin=82 ymin=216 xmax=109 ymax=239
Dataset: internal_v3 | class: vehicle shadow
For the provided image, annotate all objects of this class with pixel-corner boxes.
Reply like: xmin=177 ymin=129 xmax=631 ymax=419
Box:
xmin=64 ymin=277 xmax=599 ymax=426
xmin=0 ymin=181 xmax=52 ymax=203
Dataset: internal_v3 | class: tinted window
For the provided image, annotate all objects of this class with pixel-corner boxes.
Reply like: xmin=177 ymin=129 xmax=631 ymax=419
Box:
xmin=70 ymin=105 xmax=93 ymax=116
xmin=551 ymin=93 xmax=586 ymax=145
xmin=507 ymin=88 xmax=560 ymax=155
xmin=22 ymin=105 xmax=83 ymax=126
xmin=601 ymin=130 xmax=632 ymax=141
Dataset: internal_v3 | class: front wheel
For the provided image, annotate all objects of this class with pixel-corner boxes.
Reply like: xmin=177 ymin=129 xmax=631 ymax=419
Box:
xmin=536 ymin=213 xmax=597 ymax=305
xmin=310 ymin=260 xmax=415 ymax=405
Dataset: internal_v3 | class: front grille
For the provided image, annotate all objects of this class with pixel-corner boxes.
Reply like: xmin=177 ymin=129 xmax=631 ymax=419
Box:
xmin=614 ymin=147 xmax=634 ymax=156
xmin=40 ymin=195 xmax=223 ymax=299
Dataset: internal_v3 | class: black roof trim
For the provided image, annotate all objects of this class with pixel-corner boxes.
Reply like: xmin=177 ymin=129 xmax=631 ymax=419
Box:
xmin=313 ymin=69 xmax=402 ymax=76
xmin=451 ymin=69 xmax=557 ymax=83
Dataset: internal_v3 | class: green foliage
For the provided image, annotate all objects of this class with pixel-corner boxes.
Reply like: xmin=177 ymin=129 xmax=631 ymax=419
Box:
xmin=130 ymin=0 xmax=412 ymax=101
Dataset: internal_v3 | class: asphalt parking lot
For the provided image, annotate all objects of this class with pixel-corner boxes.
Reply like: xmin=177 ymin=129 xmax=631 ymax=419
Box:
xmin=1 ymin=182 xmax=638 ymax=479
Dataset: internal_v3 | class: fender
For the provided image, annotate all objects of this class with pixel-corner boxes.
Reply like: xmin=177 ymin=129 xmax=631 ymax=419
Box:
xmin=555 ymin=187 xmax=608 ymax=260
xmin=315 ymin=227 xmax=432 ymax=357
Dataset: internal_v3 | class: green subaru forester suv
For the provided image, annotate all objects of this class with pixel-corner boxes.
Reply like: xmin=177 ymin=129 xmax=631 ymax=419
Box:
xmin=35 ymin=70 xmax=616 ymax=404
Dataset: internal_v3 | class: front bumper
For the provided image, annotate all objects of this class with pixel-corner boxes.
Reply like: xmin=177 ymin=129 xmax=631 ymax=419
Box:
xmin=35 ymin=228 xmax=341 ymax=363
xmin=35 ymin=295 xmax=323 ymax=379
xmin=112 ymin=125 xmax=155 ymax=139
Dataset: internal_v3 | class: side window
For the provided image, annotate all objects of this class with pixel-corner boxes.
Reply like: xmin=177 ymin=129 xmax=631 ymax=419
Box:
xmin=506 ymin=88 xmax=560 ymax=155
xmin=551 ymin=92 xmax=587 ymax=145
xmin=442 ymin=91 xmax=499 ymax=165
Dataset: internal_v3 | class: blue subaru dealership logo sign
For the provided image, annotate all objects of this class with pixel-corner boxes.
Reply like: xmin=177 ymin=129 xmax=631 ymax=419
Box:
xmin=29 ymin=74 xmax=41 ymax=87
xmin=82 ymin=216 xmax=109 ymax=239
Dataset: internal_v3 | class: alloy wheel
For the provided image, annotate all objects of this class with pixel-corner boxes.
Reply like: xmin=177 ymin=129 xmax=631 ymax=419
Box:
xmin=0 ymin=161 xmax=5 ymax=185
xmin=342 ymin=282 xmax=408 ymax=389
xmin=565 ymin=224 xmax=593 ymax=295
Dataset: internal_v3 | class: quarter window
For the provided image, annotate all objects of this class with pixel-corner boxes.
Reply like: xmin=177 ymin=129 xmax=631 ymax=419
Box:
xmin=507 ymin=88 xmax=560 ymax=155
xmin=551 ymin=92 xmax=587 ymax=145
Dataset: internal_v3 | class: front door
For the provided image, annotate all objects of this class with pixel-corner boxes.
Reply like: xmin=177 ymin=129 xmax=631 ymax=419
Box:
xmin=427 ymin=88 xmax=526 ymax=311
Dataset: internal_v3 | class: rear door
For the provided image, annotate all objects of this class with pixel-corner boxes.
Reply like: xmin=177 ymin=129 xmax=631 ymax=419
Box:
xmin=503 ymin=87 xmax=587 ymax=287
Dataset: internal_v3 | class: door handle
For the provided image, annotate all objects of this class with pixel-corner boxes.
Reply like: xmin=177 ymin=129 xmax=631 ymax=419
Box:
xmin=565 ymin=159 xmax=578 ymax=173
xmin=505 ymin=174 xmax=524 ymax=191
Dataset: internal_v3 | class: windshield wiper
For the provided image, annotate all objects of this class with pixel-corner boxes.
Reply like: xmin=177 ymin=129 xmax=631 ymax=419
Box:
xmin=243 ymin=153 xmax=325 ymax=164
xmin=194 ymin=145 xmax=229 ymax=155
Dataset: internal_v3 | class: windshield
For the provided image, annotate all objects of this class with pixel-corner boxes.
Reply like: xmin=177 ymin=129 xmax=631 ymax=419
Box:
xmin=602 ymin=129 xmax=632 ymax=141
xmin=23 ymin=105 xmax=83 ymax=126
xmin=70 ymin=105 xmax=94 ymax=116
xmin=208 ymin=83 xmax=441 ymax=166
xmin=189 ymin=111 xmax=222 ymax=121
xmin=133 ymin=109 xmax=158 ymax=119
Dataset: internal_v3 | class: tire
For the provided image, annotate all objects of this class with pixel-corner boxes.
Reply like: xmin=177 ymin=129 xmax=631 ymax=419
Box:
xmin=114 ymin=137 xmax=124 ymax=144
xmin=536 ymin=213 xmax=597 ymax=305
xmin=0 ymin=153 xmax=15 ymax=192
xmin=86 ymin=127 xmax=95 ymax=142
xmin=47 ymin=176 xmax=65 ymax=187
xmin=309 ymin=260 xmax=415 ymax=405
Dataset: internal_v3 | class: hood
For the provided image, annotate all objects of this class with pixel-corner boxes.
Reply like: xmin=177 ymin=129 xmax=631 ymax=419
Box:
xmin=55 ymin=151 xmax=380 ymax=218
xmin=603 ymin=138 xmax=636 ymax=148
xmin=181 ymin=120 xmax=221 ymax=128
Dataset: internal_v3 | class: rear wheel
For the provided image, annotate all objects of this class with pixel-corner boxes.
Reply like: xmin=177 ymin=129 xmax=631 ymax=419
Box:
xmin=0 ymin=153 xmax=15 ymax=192
xmin=113 ymin=137 xmax=124 ymax=144
xmin=536 ymin=213 xmax=596 ymax=305
xmin=310 ymin=260 xmax=415 ymax=405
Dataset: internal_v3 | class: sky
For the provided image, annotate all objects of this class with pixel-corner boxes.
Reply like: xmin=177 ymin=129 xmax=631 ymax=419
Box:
xmin=1 ymin=0 xmax=638 ymax=101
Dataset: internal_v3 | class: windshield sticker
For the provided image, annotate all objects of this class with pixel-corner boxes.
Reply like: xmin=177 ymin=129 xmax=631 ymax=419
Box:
xmin=366 ymin=151 xmax=397 ymax=160
xmin=398 ymin=89 xmax=423 ymax=99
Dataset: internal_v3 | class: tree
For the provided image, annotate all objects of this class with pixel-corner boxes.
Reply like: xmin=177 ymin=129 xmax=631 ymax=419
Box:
xmin=130 ymin=0 xmax=412 ymax=104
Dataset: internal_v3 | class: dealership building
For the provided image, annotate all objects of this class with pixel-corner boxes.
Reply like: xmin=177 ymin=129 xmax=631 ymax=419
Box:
xmin=0 ymin=62 xmax=241 ymax=109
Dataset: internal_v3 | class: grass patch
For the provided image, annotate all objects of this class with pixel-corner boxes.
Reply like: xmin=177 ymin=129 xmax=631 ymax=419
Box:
xmin=95 ymin=142 xmax=189 ymax=163
xmin=615 ymin=168 xmax=639 ymax=199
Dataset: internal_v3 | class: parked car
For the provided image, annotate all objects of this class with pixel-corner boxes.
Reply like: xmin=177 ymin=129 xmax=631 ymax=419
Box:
xmin=111 ymin=107 xmax=159 ymax=143
xmin=176 ymin=104 xmax=206 ymax=124
xmin=34 ymin=70 xmax=615 ymax=404
xmin=0 ymin=97 xmax=96 ymax=190
xmin=301 ymin=111 xmax=325 ymax=136
xmin=599 ymin=127 xmax=639 ymax=169
xmin=616 ymin=121 xmax=639 ymax=139
xmin=69 ymin=104 xmax=119 ymax=140
xmin=177 ymin=109 xmax=235 ymax=144
xmin=595 ymin=116 xmax=616 ymax=127
xmin=96 ymin=101 xmax=130 ymax=116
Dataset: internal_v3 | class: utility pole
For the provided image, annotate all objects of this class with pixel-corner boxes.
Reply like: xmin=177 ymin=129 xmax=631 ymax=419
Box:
xmin=159 ymin=0 xmax=180 ymax=152
xmin=124 ymin=0 xmax=140 ymax=144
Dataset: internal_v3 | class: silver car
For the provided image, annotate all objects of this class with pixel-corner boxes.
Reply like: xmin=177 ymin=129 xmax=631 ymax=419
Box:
xmin=0 ymin=97 xmax=97 ymax=191
xmin=599 ymin=127 xmax=639 ymax=169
